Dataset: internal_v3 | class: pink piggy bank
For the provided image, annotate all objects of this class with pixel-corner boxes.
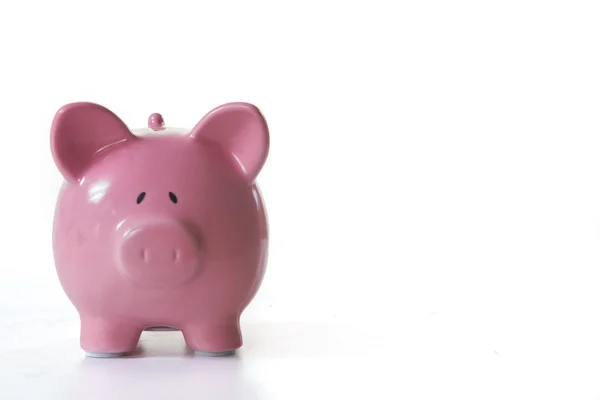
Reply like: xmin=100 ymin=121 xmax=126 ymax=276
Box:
xmin=50 ymin=102 xmax=269 ymax=357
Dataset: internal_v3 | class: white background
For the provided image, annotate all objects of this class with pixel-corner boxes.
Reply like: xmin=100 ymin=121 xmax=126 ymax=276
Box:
xmin=1 ymin=0 xmax=600 ymax=398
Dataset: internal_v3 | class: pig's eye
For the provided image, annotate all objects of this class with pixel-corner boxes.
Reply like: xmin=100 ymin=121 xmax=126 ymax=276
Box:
xmin=169 ymin=192 xmax=178 ymax=204
xmin=136 ymin=192 xmax=146 ymax=204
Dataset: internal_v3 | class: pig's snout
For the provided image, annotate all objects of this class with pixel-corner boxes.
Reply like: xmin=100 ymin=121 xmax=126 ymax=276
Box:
xmin=116 ymin=220 xmax=201 ymax=288
xmin=121 ymin=223 xmax=197 ymax=267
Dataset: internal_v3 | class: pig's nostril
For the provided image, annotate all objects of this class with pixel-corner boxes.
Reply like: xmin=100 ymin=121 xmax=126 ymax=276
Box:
xmin=172 ymin=249 xmax=180 ymax=262
xmin=140 ymin=248 xmax=148 ymax=261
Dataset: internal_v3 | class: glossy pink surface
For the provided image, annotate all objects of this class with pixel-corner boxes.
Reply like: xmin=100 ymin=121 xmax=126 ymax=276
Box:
xmin=50 ymin=102 xmax=269 ymax=356
xmin=147 ymin=112 xmax=165 ymax=130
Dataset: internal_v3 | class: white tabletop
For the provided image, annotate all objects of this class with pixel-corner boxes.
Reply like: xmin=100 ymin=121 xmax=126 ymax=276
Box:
xmin=3 ymin=309 xmax=600 ymax=400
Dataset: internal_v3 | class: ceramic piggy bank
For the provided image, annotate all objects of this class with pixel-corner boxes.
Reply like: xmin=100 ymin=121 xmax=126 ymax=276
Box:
xmin=50 ymin=102 xmax=269 ymax=357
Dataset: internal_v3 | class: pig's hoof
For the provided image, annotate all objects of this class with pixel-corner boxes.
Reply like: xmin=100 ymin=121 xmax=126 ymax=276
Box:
xmin=85 ymin=351 xmax=128 ymax=358
xmin=194 ymin=350 xmax=236 ymax=357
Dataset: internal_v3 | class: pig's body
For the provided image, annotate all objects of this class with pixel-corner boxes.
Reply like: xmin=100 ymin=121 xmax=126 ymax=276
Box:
xmin=50 ymin=102 xmax=270 ymax=356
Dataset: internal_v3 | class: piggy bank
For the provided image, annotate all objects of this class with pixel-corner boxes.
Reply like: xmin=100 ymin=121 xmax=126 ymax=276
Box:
xmin=50 ymin=102 xmax=269 ymax=357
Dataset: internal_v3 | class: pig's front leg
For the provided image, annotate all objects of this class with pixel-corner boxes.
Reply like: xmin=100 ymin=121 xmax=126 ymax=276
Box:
xmin=80 ymin=316 xmax=143 ymax=357
xmin=182 ymin=318 xmax=242 ymax=356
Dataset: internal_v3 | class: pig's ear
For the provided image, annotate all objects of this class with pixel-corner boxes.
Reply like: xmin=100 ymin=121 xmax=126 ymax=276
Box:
xmin=51 ymin=102 xmax=136 ymax=182
xmin=190 ymin=102 xmax=269 ymax=183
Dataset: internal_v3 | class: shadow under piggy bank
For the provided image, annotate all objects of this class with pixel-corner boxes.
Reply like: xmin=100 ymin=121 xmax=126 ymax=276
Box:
xmin=65 ymin=331 xmax=266 ymax=400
